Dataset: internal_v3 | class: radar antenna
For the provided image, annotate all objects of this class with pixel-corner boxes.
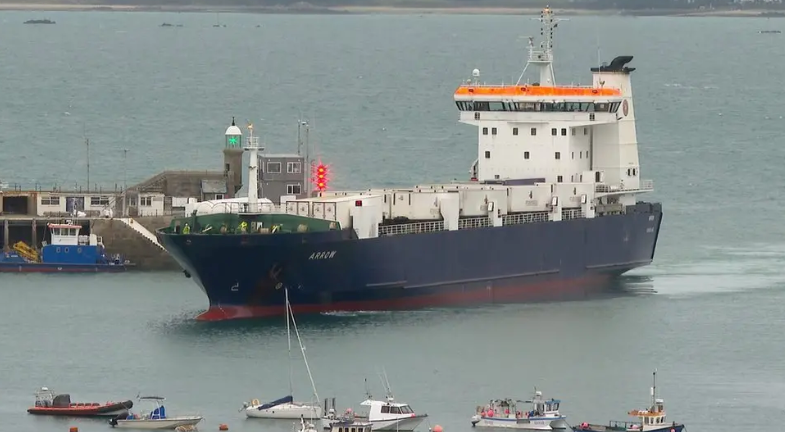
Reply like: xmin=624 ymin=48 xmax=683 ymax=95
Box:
xmin=516 ymin=5 xmax=568 ymax=86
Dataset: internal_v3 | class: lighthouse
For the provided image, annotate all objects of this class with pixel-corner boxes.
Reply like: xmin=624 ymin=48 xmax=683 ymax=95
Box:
xmin=223 ymin=117 xmax=243 ymax=198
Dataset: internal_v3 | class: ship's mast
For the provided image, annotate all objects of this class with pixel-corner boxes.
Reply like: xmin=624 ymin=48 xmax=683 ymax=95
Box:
xmin=298 ymin=120 xmax=312 ymax=197
xmin=650 ymin=369 xmax=657 ymax=408
xmin=517 ymin=5 xmax=565 ymax=86
xmin=244 ymin=123 xmax=263 ymax=212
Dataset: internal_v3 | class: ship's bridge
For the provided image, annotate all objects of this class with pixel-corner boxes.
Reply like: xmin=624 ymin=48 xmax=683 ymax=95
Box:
xmin=454 ymin=84 xmax=621 ymax=100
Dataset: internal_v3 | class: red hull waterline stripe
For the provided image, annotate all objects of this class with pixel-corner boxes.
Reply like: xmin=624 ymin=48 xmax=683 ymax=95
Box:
xmin=196 ymin=274 xmax=612 ymax=321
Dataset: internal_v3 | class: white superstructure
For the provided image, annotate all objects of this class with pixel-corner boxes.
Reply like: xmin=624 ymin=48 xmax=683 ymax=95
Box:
xmin=280 ymin=6 xmax=652 ymax=237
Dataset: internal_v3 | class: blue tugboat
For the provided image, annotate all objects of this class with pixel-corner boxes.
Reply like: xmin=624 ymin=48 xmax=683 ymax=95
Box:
xmin=0 ymin=222 xmax=133 ymax=273
xmin=572 ymin=371 xmax=684 ymax=432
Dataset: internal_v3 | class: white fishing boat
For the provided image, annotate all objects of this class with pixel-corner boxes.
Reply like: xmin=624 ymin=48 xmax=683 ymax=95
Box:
xmin=323 ymin=373 xmax=427 ymax=431
xmin=243 ymin=288 xmax=323 ymax=419
xmin=470 ymin=390 xmax=567 ymax=430
xmin=108 ymin=396 xmax=202 ymax=430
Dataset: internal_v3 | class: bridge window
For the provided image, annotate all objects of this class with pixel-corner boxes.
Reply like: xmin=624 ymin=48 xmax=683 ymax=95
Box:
xmin=555 ymin=152 xmax=561 ymax=160
xmin=491 ymin=128 xmax=497 ymax=135
xmin=561 ymin=128 xmax=567 ymax=136
xmin=488 ymin=102 xmax=506 ymax=111
xmin=551 ymin=128 xmax=557 ymax=136
xmin=504 ymin=101 xmax=609 ymax=112
xmin=557 ymin=175 xmax=563 ymax=183
xmin=530 ymin=128 xmax=536 ymax=136
xmin=485 ymin=151 xmax=490 ymax=159
xmin=390 ymin=407 xmax=401 ymax=414
xmin=524 ymin=152 xmax=530 ymax=159
xmin=400 ymin=405 xmax=413 ymax=414
xmin=381 ymin=406 xmax=390 ymax=414
xmin=474 ymin=112 xmax=480 ymax=120
xmin=571 ymin=152 xmax=574 ymax=159
xmin=483 ymin=127 xmax=488 ymax=135
xmin=473 ymin=101 xmax=490 ymax=111
xmin=267 ymin=162 xmax=281 ymax=173
xmin=513 ymin=128 xmax=518 ymax=136
xmin=287 ymin=162 xmax=301 ymax=174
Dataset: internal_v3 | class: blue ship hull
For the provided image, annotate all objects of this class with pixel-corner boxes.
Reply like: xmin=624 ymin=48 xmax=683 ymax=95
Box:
xmin=157 ymin=202 xmax=662 ymax=321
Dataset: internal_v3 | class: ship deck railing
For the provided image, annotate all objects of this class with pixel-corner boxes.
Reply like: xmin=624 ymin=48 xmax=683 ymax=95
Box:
xmin=456 ymin=83 xmax=599 ymax=90
xmin=378 ymin=209 xmax=584 ymax=237
xmin=595 ymin=179 xmax=653 ymax=194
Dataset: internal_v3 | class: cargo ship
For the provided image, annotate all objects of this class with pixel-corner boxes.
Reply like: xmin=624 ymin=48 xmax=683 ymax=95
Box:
xmin=156 ymin=6 xmax=663 ymax=321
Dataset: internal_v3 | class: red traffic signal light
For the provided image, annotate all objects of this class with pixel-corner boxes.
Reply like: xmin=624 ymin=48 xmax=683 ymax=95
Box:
xmin=313 ymin=162 xmax=329 ymax=191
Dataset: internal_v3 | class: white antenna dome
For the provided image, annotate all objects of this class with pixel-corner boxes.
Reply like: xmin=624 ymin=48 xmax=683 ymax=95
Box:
xmin=472 ymin=68 xmax=480 ymax=78
xmin=225 ymin=116 xmax=242 ymax=136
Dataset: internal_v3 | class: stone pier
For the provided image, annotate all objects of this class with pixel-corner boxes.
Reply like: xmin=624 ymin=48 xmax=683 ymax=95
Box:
xmin=91 ymin=216 xmax=180 ymax=271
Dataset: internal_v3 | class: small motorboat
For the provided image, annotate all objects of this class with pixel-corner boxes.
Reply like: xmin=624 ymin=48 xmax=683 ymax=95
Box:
xmin=323 ymin=373 xmax=427 ymax=432
xmin=571 ymin=371 xmax=685 ymax=432
xmin=108 ymin=396 xmax=202 ymax=429
xmin=26 ymin=387 xmax=132 ymax=417
xmin=324 ymin=408 xmax=373 ymax=432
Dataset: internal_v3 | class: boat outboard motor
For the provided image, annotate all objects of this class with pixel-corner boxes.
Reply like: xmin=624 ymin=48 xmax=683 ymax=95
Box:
xmin=109 ymin=416 xmax=119 ymax=426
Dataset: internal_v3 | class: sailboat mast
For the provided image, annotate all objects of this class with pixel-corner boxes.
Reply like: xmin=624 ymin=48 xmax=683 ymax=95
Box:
xmin=286 ymin=287 xmax=293 ymax=396
xmin=285 ymin=290 xmax=320 ymax=415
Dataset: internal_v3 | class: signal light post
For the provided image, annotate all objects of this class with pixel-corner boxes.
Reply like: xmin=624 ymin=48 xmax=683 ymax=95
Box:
xmin=313 ymin=162 xmax=329 ymax=193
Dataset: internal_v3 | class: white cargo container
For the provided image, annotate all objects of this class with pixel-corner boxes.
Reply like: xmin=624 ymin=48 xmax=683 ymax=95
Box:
xmin=555 ymin=183 xmax=594 ymax=208
xmin=460 ymin=188 xmax=508 ymax=217
xmin=311 ymin=194 xmax=384 ymax=228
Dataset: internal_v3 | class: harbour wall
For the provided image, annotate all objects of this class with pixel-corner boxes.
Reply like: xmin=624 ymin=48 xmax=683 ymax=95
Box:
xmin=1 ymin=216 xmax=182 ymax=271
xmin=91 ymin=216 xmax=180 ymax=271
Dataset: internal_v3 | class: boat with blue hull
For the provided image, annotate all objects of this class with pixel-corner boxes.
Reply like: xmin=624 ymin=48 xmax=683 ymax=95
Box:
xmin=0 ymin=222 xmax=133 ymax=273
xmin=155 ymin=6 xmax=662 ymax=321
